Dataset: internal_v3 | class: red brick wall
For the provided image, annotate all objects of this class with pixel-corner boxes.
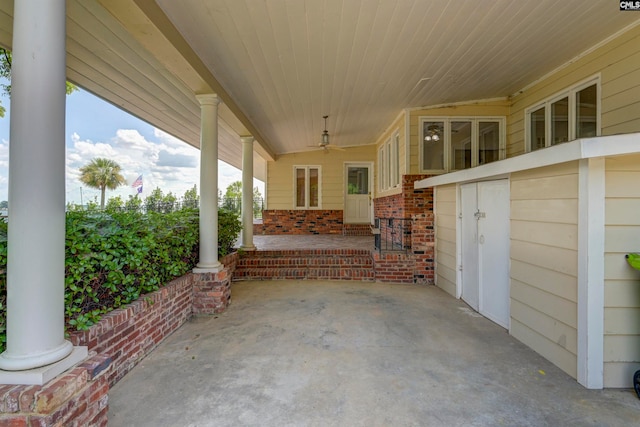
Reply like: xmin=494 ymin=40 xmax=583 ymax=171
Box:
xmin=0 ymin=354 xmax=110 ymax=426
xmin=371 ymin=175 xmax=435 ymax=284
xmin=259 ymin=210 xmax=344 ymax=234
xmin=374 ymin=175 xmax=434 ymax=220
xmin=69 ymin=274 xmax=195 ymax=386
xmin=0 ymin=253 xmax=239 ymax=426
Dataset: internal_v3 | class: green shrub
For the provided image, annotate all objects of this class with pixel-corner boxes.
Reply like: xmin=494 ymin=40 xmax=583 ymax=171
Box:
xmin=218 ymin=208 xmax=242 ymax=256
xmin=0 ymin=208 xmax=241 ymax=352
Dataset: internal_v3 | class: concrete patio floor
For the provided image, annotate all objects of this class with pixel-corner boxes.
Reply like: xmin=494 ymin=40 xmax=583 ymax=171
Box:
xmin=108 ymin=280 xmax=640 ymax=426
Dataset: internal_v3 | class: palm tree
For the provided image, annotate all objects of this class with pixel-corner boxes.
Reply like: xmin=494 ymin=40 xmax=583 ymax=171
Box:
xmin=79 ymin=158 xmax=126 ymax=208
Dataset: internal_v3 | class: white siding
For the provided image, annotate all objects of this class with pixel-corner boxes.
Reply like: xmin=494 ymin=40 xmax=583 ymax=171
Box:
xmin=434 ymin=185 xmax=457 ymax=297
xmin=603 ymin=154 xmax=640 ymax=387
xmin=510 ymin=162 xmax=580 ymax=379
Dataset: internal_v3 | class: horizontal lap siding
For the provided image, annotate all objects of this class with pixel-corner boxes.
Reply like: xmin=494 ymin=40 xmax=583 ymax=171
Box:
xmin=603 ymin=154 xmax=640 ymax=387
xmin=266 ymin=146 xmax=376 ymax=209
xmin=435 ymin=185 xmax=457 ymax=297
xmin=509 ymin=24 xmax=640 ymax=156
xmin=510 ymin=162 xmax=579 ymax=379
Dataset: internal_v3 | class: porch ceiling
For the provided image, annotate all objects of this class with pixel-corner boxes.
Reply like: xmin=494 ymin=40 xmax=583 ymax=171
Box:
xmin=1 ymin=1 xmax=639 ymax=173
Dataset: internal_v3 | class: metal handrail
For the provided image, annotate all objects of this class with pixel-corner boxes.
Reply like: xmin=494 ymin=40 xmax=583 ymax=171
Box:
xmin=373 ymin=217 xmax=412 ymax=253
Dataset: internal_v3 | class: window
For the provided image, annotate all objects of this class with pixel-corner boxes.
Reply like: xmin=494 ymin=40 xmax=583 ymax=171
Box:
xmin=294 ymin=166 xmax=320 ymax=208
xmin=379 ymin=131 xmax=400 ymax=191
xmin=420 ymin=118 xmax=504 ymax=172
xmin=526 ymin=78 xmax=599 ymax=151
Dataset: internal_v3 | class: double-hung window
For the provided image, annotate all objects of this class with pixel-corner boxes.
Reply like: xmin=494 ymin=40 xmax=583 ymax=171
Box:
xmin=526 ymin=77 xmax=599 ymax=151
xmin=379 ymin=132 xmax=400 ymax=191
xmin=420 ymin=117 xmax=504 ymax=173
xmin=294 ymin=166 xmax=320 ymax=209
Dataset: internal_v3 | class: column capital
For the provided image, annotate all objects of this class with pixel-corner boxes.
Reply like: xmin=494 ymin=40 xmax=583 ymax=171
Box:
xmin=196 ymin=93 xmax=221 ymax=107
xmin=240 ymin=135 xmax=255 ymax=145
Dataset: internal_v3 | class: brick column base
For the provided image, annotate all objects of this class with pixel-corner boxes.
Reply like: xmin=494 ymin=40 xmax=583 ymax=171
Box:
xmin=193 ymin=270 xmax=232 ymax=314
xmin=0 ymin=353 xmax=111 ymax=426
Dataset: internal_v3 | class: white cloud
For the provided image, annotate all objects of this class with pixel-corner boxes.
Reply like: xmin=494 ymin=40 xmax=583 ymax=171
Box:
xmin=64 ymin=127 xmax=268 ymax=206
xmin=0 ymin=129 xmax=263 ymax=206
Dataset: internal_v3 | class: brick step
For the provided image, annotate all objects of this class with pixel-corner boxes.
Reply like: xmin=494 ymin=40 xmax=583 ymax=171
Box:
xmin=237 ymin=256 xmax=373 ymax=268
xmin=343 ymin=224 xmax=373 ymax=236
xmin=244 ymin=249 xmax=371 ymax=257
xmin=234 ymin=249 xmax=375 ymax=281
xmin=233 ymin=267 xmax=376 ymax=281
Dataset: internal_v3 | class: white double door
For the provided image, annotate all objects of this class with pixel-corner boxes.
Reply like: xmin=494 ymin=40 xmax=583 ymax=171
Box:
xmin=460 ymin=180 xmax=510 ymax=329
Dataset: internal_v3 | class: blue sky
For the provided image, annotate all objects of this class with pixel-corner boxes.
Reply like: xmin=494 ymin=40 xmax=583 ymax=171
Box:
xmin=0 ymin=78 xmax=263 ymax=205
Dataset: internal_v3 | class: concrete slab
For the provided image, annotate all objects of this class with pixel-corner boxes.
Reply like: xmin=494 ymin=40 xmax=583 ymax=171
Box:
xmin=108 ymin=281 xmax=640 ymax=426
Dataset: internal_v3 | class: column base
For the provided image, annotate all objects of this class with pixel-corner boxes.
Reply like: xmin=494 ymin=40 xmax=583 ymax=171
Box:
xmin=193 ymin=263 xmax=223 ymax=273
xmin=240 ymin=244 xmax=256 ymax=251
xmin=0 ymin=346 xmax=88 ymax=385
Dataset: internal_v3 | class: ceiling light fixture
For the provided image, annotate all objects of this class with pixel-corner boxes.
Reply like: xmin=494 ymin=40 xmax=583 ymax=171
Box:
xmin=424 ymin=124 xmax=441 ymax=142
xmin=322 ymin=115 xmax=330 ymax=145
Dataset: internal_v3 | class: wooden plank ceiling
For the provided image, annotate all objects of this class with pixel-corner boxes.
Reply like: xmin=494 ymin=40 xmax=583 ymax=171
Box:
xmin=1 ymin=1 xmax=639 ymax=168
xmin=155 ymin=0 xmax=640 ymax=153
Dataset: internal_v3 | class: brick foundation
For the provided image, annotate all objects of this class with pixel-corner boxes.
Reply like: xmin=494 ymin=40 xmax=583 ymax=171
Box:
xmin=0 ymin=354 xmax=111 ymax=426
xmin=0 ymin=253 xmax=239 ymax=426
xmin=193 ymin=270 xmax=231 ymax=314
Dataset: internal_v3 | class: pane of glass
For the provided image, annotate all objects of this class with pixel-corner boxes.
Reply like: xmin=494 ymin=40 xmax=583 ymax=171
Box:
xmin=530 ymin=107 xmax=545 ymax=151
xmin=296 ymin=168 xmax=305 ymax=207
xmin=393 ymin=135 xmax=400 ymax=186
xmin=422 ymin=121 xmax=444 ymax=170
xmin=576 ymin=84 xmax=597 ymax=138
xmin=309 ymin=168 xmax=319 ymax=207
xmin=450 ymin=121 xmax=471 ymax=170
xmin=378 ymin=147 xmax=385 ymax=190
xmin=348 ymin=167 xmax=369 ymax=194
xmin=478 ymin=122 xmax=500 ymax=165
xmin=551 ymin=97 xmax=569 ymax=145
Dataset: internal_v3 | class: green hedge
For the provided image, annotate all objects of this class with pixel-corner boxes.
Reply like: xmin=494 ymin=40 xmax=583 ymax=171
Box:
xmin=0 ymin=208 xmax=241 ymax=353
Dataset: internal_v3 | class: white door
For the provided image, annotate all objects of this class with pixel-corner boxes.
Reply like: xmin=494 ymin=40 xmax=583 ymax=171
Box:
xmin=460 ymin=180 xmax=510 ymax=328
xmin=344 ymin=164 xmax=372 ymax=224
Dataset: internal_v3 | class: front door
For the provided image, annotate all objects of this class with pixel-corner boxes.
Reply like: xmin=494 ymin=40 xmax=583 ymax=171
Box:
xmin=460 ymin=180 xmax=510 ymax=328
xmin=344 ymin=164 xmax=372 ymax=224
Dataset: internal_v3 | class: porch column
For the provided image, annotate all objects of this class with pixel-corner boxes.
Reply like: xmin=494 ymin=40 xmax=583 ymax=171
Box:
xmin=240 ymin=136 xmax=256 ymax=250
xmin=0 ymin=0 xmax=86 ymax=378
xmin=194 ymin=94 xmax=223 ymax=272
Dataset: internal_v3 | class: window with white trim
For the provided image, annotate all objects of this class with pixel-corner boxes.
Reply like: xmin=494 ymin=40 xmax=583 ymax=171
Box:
xmin=526 ymin=77 xmax=599 ymax=152
xmin=420 ymin=117 xmax=505 ymax=172
xmin=294 ymin=166 xmax=321 ymax=209
xmin=379 ymin=131 xmax=400 ymax=191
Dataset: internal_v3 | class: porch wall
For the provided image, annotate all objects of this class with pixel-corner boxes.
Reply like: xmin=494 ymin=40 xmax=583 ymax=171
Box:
xmin=433 ymin=184 xmax=457 ymax=297
xmin=603 ymin=154 xmax=640 ymax=387
xmin=510 ymin=162 xmax=580 ymax=379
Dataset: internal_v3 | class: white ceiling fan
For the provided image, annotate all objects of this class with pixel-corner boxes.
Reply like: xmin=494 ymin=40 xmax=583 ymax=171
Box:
xmin=310 ymin=115 xmax=345 ymax=152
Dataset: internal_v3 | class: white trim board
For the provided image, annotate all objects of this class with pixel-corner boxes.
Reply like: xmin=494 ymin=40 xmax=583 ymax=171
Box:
xmin=414 ymin=133 xmax=640 ymax=189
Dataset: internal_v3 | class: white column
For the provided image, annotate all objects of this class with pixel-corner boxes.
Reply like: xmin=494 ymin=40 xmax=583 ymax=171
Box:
xmin=0 ymin=0 xmax=86 ymax=379
xmin=194 ymin=94 xmax=223 ymax=272
xmin=240 ymin=136 xmax=256 ymax=250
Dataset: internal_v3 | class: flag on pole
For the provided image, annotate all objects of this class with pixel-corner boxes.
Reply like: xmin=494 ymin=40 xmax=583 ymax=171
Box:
xmin=132 ymin=175 xmax=143 ymax=195
xmin=131 ymin=175 xmax=143 ymax=188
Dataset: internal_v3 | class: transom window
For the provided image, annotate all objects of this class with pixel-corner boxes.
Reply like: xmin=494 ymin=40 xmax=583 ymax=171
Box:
xmin=420 ymin=117 xmax=505 ymax=172
xmin=526 ymin=77 xmax=599 ymax=151
xmin=294 ymin=166 xmax=321 ymax=209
